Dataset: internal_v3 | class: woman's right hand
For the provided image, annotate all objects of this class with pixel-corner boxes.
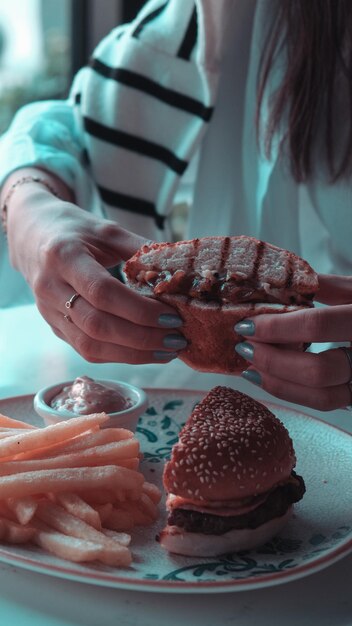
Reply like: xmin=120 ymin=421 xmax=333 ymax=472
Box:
xmin=4 ymin=174 xmax=186 ymax=364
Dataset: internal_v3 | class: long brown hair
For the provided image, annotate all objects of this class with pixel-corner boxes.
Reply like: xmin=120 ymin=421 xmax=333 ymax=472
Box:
xmin=257 ymin=0 xmax=352 ymax=182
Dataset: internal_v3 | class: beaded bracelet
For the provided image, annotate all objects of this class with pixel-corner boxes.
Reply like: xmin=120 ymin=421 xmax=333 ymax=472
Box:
xmin=1 ymin=175 xmax=62 ymax=235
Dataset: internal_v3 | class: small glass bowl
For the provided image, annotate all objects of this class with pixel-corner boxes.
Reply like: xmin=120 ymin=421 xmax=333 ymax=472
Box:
xmin=33 ymin=378 xmax=148 ymax=431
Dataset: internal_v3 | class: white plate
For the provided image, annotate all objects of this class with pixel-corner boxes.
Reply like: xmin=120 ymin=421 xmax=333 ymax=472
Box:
xmin=0 ymin=389 xmax=351 ymax=593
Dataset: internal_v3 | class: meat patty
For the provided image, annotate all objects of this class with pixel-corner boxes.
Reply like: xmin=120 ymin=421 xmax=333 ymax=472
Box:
xmin=140 ymin=268 xmax=314 ymax=306
xmin=167 ymin=472 xmax=305 ymax=535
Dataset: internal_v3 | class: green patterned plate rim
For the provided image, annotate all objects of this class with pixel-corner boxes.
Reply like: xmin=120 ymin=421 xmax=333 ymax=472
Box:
xmin=0 ymin=389 xmax=350 ymax=594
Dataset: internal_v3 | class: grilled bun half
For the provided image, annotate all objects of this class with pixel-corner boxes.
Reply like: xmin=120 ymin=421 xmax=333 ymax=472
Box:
xmin=124 ymin=235 xmax=319 ymax=374
xmin=159 ymin=386 xmax=305 ymax=557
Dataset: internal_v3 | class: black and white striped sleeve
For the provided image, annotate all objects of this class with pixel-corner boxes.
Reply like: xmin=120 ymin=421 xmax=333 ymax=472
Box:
xmin=73 ymin=0 xmax=225 ymax=239
xmin=0 ymin=0 xmax=228 ymax=241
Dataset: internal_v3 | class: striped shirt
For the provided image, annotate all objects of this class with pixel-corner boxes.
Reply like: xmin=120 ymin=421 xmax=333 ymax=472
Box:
xmin=1 ymin=0 xmax=352 ymax=309
xmin=0 ymin=0 xmax=229 ymax=242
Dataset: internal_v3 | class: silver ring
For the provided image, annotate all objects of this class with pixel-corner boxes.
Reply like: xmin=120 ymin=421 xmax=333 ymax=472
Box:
xmin=340 ymin=347 xmax=352 ymax=410
xmin=65 ymin=292 xmax=79 ymax=309
xmin=63 ymin=314 xmax=73 ymax=323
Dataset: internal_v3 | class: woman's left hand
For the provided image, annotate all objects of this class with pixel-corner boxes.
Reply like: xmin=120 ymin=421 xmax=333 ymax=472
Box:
xmin=234 ymin=274 xmax=352 ymax=411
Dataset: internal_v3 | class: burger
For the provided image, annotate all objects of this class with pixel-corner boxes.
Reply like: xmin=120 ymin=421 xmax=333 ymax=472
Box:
xmin=159 ymin=386 xmax=305 ymax=557
xmin=124 ymin=235 xmax=319 ymax=374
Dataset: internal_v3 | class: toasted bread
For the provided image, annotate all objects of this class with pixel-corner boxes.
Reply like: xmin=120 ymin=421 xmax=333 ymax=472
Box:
xmin=124 ymin=236 xmax=318 ymax=374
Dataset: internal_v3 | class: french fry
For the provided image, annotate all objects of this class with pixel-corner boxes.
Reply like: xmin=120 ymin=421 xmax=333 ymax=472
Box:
xmin=34 ymin=500 xmax=131 ymax=565
xmin=76 ymin=489 xmax=116 ymax=506
xmin=80 ymin=485 xmax=141 ymax=506
xmin=0 ymin=517 xmax=36 ymax=543
xmin=17 ymin=427 xmax=135 ymax=461
xmin=57 ymin=428 xmax=134 ymax=452
xmin=54 ymin=493 xmax=101 ymax=530
xmin=142 ymin=481 xmax=162 ymax=505
xmin=101 ymin=507 xmax=134 ymax=531
xmin=0 ymin=407 xmax=160 ymax=569
xmin=95 ymin=503 xmax=113 ymax=524
xmin=101 ymin=528 xmax=131 ymax=546
xmin=0 ymin=413 xmax=109 ymax=460
xmin=13 ymin=432 xmax=92 ymax=461
xmin=117 ymin=501 xmax=153 ymax=526
xmin=0 ymin=500 xmax=14 ymax=519
xmin=0 ymin=465 xmax=144 ymax=500
xmin=138 ymin=492 xmax=159 ymax=521
xmin=34 ymin=527 xmax=132 ymax=566
xmin=7 ymin=496 xmax=39 ymax=525
xmin=113 ymin=458 xmax=139 ymax=471
xmin=0 ymin=413 xmax=37 ymax=430
xmin=117 ymin=489 xmax=129 ymax=503
xmin=0 ymin=440 xmax=140 ymax=476
xmin=0 ymin=428 xmax=37 ymax=436
xmin=122 ymin=486 xmax=144 ymax=502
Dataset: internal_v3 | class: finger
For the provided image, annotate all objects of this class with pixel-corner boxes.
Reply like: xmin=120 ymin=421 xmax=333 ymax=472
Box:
xmin=50 ymin=325 xmax=66 ymax=341
xmin=51 ymin=322 xmax=114 ymax=364
xmin=51 ymin=326 xmax=113 ymax=363
xmin=235 ymin=305 xmax=352 ymax=344
xmin=235 ymin=343 xmax=352 ymax=388
xmin=62 ymin=252 xmax=180 ymax=327
xmin=316 ymin=274 xmax=352 ymax=305
xmin=56 ymin=311 xmax=178 ymax=364
xmin=60 ymin=294 xmax=187 ymax=352
xmin=241 ymin=367 xmax=350 ymax=412
xmin=103 ymin=225 xmax=152 ymax=261
xmin=38 ymin=280 xmax=186 ymax=352
xmin=51 ymin=323 xmax=104 ymax=364
xmin=50 ymin=323 xmax=108 ymax=364
xmin=63 ymin=324 xmax=178 ymax=364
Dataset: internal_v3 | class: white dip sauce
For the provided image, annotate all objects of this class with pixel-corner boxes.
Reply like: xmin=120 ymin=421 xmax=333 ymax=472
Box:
xmin=50 ymin=376 xmax=131 ymax=414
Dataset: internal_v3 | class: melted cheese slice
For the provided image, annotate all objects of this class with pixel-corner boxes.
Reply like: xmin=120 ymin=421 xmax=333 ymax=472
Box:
xmin=166 ymin=492 xmax=269 ymax=517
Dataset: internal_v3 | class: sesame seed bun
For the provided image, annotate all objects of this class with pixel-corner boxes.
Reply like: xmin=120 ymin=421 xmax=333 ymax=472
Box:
xmin=163 ymin=386 xmax=296 ymax=502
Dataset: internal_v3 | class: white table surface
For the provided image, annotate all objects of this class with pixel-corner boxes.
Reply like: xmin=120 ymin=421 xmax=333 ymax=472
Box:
xmin=0 ymin=303 xmax=351 ymax=626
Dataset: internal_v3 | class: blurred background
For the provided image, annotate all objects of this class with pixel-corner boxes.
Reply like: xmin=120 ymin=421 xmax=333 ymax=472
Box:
xmin=0 ymin=0 xmax=145 ymax=134
xmin=0 ymin=0 xmax=191 ymax=316
xmin=0 ymin=0 xmax=189 ymax=249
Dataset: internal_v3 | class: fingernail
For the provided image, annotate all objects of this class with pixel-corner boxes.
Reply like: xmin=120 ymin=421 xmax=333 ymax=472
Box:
xmin=235 ymin=341 xmax=254 ymax=361
xmin=158 ymin=314 xmax=183 ymax=328
xmin=163 ymin=334 xmax=188 ymax=350
xmin=234 ymin=320 xmax=255 ymax=336
xmin=241 ymin=369 xmax=262 ymax=386
xmin=153 ymin=351 xmax=178 ymax=361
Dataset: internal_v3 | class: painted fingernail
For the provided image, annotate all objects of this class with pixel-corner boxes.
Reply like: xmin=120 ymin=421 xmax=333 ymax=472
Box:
xmin=235 ymin=341 xmax=254 ymax=361
xmin=241 ymin=369 xmax=262 ymax=386
xmin=163 ymin=334 xmax=188 ymax=350
xmin=234 ymin=320 xmax=255 ymax=336
xmin=158 ymin=314 xmax=183 ymax=328
xmin=153 ymin=351 xmax=178 ymax=361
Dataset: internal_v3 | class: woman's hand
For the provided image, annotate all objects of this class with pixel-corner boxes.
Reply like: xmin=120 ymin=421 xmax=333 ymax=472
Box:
xmin=234 ymin=274 xmax=352 ymax=411
xmin=5 ymin=177 xmax=186 ymax=365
